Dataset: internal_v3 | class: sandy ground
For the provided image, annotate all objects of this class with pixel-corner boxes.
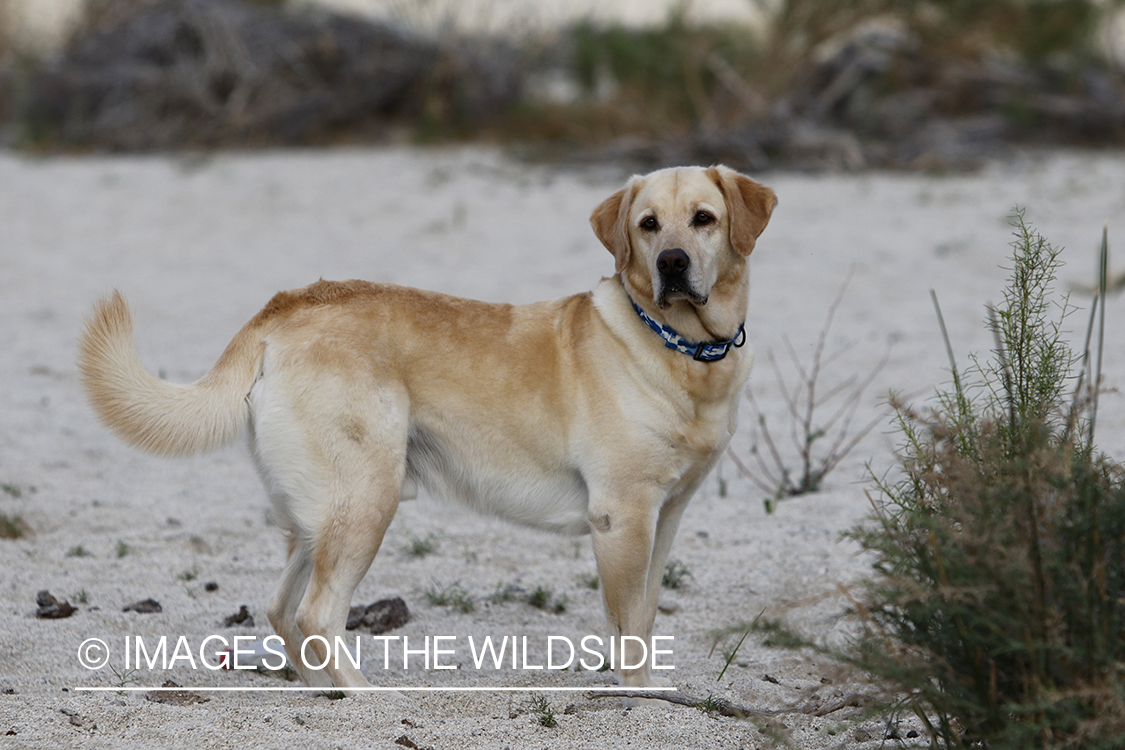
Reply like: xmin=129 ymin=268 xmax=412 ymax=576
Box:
xmin=1 ymin=147 xmax=1123 ymax=749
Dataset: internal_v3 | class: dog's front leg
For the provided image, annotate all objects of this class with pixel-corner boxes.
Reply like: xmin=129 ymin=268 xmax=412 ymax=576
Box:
xmin=642 ymin=490 xmax=693 ymax=664
xmin=588 ymin=489 xmax=663 ymax=690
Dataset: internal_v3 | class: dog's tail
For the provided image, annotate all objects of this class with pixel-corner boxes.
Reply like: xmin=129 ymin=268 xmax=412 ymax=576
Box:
xmin=78 ymin=291 xmax=264 ymax=457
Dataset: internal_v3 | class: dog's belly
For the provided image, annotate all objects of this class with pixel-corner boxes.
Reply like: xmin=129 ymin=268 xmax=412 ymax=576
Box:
xmin=404 ymin=423 xmax=591 ymax=535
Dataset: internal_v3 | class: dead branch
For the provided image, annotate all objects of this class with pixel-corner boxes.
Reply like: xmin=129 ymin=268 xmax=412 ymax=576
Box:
xmin=585 ymin=689 xmax=877 ymax=718
xmin=735 ymin=274 xmax=884 ymax=501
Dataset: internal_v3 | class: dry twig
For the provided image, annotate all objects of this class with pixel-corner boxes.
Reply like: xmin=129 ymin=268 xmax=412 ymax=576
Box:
xmin=731 ymin=277 xmax=884 ymax=509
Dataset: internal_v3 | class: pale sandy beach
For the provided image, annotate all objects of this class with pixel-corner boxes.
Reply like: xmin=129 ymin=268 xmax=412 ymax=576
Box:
xmin=1 ymin=147 xmax=1123 ymax=749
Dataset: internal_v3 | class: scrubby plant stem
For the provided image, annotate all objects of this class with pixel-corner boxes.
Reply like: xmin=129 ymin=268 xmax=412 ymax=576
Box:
xmin=732 ymin=277 xmax=883 ymax=506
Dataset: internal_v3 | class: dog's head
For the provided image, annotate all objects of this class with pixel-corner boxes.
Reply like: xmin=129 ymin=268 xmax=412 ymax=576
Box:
xmin=590 ymin=165 xmax=776 ymax=316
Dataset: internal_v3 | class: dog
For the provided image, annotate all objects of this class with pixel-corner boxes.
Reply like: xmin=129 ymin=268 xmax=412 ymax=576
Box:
xmin=78 ymin=165 xmax=776 ymax=692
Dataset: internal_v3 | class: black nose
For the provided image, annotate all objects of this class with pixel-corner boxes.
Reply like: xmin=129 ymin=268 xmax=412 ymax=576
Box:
xmin=656 ymin=248 xmax=689 ymax=276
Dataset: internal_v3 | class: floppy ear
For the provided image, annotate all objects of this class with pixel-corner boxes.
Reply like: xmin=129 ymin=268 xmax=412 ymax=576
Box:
xmin=708 ymin=165 xmax=777 ymax=257
xmin=590 ymin=179 xmax=638 ymax=274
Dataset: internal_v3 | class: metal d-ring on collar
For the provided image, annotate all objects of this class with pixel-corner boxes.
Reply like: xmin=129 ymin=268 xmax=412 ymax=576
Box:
xmin=628 ymin=297 xmax=746 ymax=362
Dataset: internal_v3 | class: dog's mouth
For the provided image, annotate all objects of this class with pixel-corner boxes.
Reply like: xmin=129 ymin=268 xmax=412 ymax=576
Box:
xmin=656 ymin=280 xmax=708 ymax=309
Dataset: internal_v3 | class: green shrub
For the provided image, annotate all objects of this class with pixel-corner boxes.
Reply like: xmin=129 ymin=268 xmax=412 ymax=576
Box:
xmin=662 ymin=559 xmax=693 ymax=589
xmin=570 ymin=11 xmax=759 ymax=132
xmin=915 ymin=0 xmax=1104 ymax=61
xmin=849 ymin=213 xmax=1125 ymax=748
xmin=528 ymin=694 xmax=558 ymax=727
xmin=424 ymin=579 xmax=474 ymax=613
xmin=527 ymin=585 xmax=568 ymax=614
xmin=405 ymin=533 xmax=438 ymax=558
xmin=0 ymin=512 xmax=28 ymax=539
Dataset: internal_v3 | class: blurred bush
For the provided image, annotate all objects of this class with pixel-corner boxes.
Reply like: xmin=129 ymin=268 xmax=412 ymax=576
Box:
xmin=512 ymin=0 xmax=1125 ymax=169
xmin=3 ymin=0 xmax=1125 ymax=166
xmin=18 ymin=0 xmax=522 ymax=150
xmin=0 ymin=0 xmax=11 ymax=125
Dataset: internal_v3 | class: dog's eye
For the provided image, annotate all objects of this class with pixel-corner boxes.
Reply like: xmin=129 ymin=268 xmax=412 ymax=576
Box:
xmin=639 ymin=216 xmax=658 ymax=231
xmin=693 ymin=211 xmax=714 ymax=226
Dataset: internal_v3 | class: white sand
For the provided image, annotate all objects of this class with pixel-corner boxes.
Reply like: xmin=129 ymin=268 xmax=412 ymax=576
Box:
xmin=1 ymin=147 xmax=1123 ymax=748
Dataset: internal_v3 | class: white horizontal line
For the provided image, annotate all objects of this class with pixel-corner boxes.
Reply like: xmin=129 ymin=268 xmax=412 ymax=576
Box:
xmin=72 ymin=686 xmax=674 ymax=692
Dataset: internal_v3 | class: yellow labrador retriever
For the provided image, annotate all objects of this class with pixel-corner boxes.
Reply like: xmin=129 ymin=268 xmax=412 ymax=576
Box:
xmin=78 ymin=165 xmax=776 ymax=692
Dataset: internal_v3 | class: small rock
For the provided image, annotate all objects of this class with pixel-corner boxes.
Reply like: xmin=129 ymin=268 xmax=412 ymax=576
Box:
xmin=122 ymin=598 xmax=162 ymax=614
xmin=762 ymin=674 xmax=780 ymax=685
xmin=59 ymin=708 xmax=87 ymax=727
xmin=145 ymin=680 xmax=209 ymax=705
xmin=223 ymin=605 xmax=254 ymax=627
xmin=394 ymin=735 xmax=419 ymax=749
xmin=204 ymin=581 xmax=219 ymax=592
xmin=563 ymin=703 xmax=577 ymax=715
xmin=346 ymin=597 xmax=409 ymax=634
xmin=293 ymin=714 xmax=305 ymax=725
xmin=854 ymin=728 xmax=873 ymax=742
xmin=35 ymin=590 xmax=76 ymax=619
xmin=907 ymin=730 xmax=920 ymax=738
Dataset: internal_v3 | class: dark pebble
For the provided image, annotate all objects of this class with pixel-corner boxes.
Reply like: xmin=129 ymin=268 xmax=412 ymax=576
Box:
xmin=122 ymin=598 xmax=162 ymax=613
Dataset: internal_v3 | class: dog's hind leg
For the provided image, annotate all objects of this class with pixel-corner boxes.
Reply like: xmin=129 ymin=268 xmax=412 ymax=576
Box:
xmin=295 ymin=471 xmax=401 ymax=691
xmin=254 ymin=370 xmax=408 ymax=692
xmin=290 ymin=393 xmax=408 ymax=691
xmin=266 ymin=533 xmax=319 ymax=684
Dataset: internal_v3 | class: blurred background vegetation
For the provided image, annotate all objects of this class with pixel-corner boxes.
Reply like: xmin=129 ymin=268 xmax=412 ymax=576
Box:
xmin=1 ymin=0 xmax=1124 ymax=168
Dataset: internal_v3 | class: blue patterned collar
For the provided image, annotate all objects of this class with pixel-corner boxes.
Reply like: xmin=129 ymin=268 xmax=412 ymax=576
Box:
xmin=628 ymin=298 xmax=746 ymax=362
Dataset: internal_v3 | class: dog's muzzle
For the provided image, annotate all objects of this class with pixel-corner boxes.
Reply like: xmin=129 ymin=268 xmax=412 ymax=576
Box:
xmin=656 ymin=248 xmax=707 ymax=308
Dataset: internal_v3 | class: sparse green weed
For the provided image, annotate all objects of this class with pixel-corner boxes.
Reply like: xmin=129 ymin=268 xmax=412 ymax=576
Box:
xmin=108 ymin=664 xmax=139 ymax=690
xmin=694 ymin=694 xmax=724 ymax=714
xmin=0 ymin=513 xmax=28 ymax=539
xmin=424 ymin=579 xmax=474 ymax=613
xmin=661 ymin=559 xmax=693 ymax=589
xmin=528 ymin=694 xmax=558 ymax=727
xmin=405 ymin=533 xmax=438 ymax=558
xmin=527 ymin=586 xmax=568 ymax=614
xmin=527 ymin=586 xmax=552 ymax=609
xmin=489 ymin=582 xmax=521 ymax=604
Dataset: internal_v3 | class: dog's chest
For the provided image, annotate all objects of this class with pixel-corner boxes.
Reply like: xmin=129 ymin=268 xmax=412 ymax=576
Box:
xmin=661 ymin=394 xmax=736 ymax=477
xmin=658 ymin=357 xmax=749 ymax=482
